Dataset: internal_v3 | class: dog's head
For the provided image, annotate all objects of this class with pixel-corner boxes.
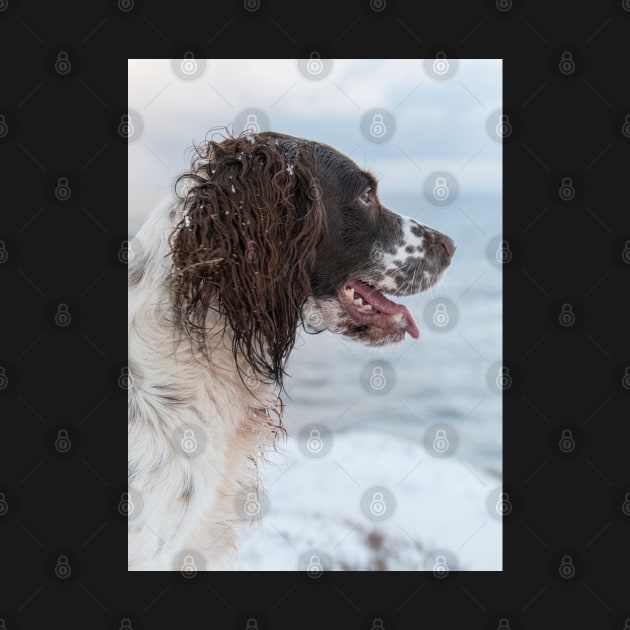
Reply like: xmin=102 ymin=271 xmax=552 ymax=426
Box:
xmin=170 ymin=131 xmax=455 ymax=386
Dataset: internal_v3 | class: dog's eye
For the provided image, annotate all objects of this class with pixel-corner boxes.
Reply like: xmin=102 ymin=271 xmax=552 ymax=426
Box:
xmin=359 ymin=187 xmax=373 ymax=206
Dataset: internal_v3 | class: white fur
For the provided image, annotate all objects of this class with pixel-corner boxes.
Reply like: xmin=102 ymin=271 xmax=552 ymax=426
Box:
xmin=128 ymin=197 xmax=278 ymax=571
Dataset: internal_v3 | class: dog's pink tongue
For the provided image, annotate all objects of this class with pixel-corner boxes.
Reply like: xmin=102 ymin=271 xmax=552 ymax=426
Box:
xmin=347 ymin=280 xmax=420 ymax=339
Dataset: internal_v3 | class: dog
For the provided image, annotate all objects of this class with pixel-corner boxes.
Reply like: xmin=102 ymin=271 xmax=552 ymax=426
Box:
xmin=128 ymin=131 xmax=455 ymax=570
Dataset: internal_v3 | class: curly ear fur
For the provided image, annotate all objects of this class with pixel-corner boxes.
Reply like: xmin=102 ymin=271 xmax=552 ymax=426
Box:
xmin=170 ymin=132 xmax=326 ymax=387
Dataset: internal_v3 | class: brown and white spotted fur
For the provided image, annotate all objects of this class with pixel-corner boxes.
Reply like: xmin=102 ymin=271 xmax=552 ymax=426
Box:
xmin=128 ymin=131 xmax=455 ymax=570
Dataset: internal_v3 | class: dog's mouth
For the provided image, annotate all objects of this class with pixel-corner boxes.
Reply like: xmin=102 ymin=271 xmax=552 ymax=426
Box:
xmin=338 ymin=279 xmax=420 ymax=340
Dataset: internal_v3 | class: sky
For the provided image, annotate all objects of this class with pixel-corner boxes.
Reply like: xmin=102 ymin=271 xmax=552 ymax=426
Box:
xmin=128 ymin=58 xmax=501 ymax=232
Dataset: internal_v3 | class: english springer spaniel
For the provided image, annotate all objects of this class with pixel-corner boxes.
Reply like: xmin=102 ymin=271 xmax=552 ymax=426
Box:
xmin=128 ymin=131 xmax=455 ymax=570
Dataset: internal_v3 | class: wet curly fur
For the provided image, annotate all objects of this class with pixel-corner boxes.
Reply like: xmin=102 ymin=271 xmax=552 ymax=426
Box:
xmin=171 ymin=134 xmax=325 ymax=386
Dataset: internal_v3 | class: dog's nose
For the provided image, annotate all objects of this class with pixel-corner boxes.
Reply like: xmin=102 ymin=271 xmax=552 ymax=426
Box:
xmin=439 ymin=234 xmax=456 ymax=257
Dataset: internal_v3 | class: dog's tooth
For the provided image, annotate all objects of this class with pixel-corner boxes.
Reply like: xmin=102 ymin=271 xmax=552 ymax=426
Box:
xmin=391 ymin=313 xmax=403 ymax=322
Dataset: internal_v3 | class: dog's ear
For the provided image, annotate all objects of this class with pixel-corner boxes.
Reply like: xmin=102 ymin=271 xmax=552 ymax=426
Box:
xmin=171 ymin=134 xmax=326 ymax=387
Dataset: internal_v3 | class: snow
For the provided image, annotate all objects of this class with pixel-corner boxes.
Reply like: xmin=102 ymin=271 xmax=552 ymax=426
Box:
xmin=236 ymin=427 xmax=502 ymax=571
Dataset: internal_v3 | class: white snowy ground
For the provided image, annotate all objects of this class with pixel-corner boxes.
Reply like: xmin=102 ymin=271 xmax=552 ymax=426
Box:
xmin=235 ymin=428 xmax=502 ymax=571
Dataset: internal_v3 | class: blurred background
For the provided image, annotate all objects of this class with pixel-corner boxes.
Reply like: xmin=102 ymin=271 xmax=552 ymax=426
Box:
xmin=129 ymin=58 xmax=503 ymax=571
